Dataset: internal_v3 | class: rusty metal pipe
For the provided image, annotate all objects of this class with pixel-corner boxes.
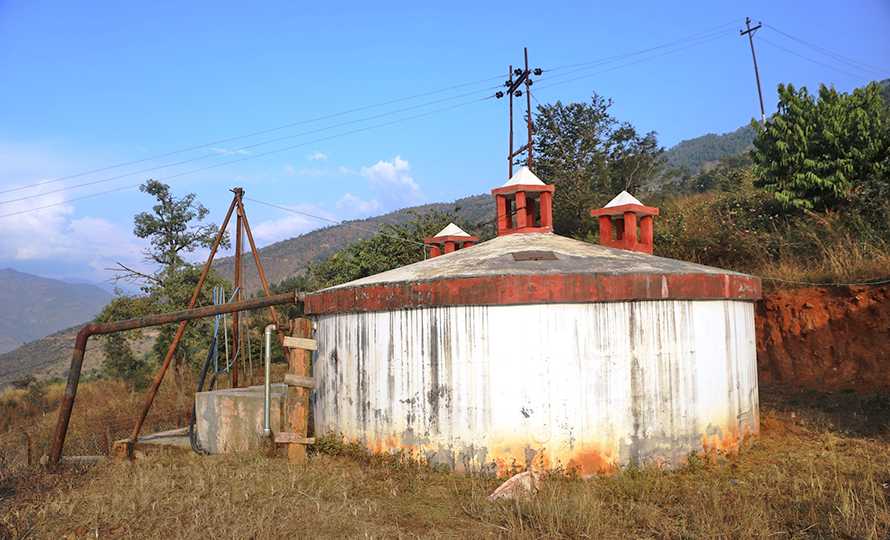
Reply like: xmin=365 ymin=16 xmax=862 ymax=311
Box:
xmin=48 ymin=291 xmax=302 ymax=465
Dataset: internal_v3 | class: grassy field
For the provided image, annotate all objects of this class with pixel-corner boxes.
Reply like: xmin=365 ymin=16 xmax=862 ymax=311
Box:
xmin=1 ymin=381 xmax=889 ymax=539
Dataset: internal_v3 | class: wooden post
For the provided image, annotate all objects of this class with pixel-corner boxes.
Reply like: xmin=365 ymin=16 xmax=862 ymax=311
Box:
xmin=285 ymin=318 xmax=313 ymax=463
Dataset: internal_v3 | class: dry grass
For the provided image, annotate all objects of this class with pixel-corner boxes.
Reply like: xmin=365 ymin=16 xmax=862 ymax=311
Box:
xmin=1 ymin=395 xmax=889 ymax=539
xmin=655 ymin=191 xmax=890 ymax=288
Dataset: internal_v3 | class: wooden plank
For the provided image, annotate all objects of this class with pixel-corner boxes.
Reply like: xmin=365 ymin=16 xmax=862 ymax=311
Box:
xmin=283 ymin=336 xmax=317 ymax=351
xmin=286 ymin=318 xmax=313 ymax=463
xmin=273 ymin=433 xmax=315 ymax=445
xmin=284 ymin=373 xmax=316 ymax=389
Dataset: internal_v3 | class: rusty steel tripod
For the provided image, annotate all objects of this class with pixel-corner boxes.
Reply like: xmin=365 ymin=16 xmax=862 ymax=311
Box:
xmin=49 ymin=188 xmax=288 ymax=464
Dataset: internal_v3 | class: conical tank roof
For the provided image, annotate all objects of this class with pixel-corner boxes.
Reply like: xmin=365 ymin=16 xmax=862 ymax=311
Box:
xmin=433 ymin=223 xmax=472 ymax=238
xmin=303 ymin=232 xmax=761 ymax=314
xmin=501 ymin=166 xmax=546 ymax=187
xmin=605 ymin=190 xmax=644 ymax=207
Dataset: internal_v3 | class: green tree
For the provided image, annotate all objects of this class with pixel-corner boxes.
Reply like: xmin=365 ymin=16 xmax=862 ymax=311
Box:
xmin=530 ymin=94 xmax=665 ymax=237
xmin=752 ymin=82 xmax=890 ymax=213
xmin=132 ymin=180 xmax=223 ymax=279
xmin=97 ymin=180 xmax=230 ymax=387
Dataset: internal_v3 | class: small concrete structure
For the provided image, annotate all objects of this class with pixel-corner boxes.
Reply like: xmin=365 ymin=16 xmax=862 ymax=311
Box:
xmin=424 ymin=223 xmax=478 ymax=257
xmin=491 ymin=166 xmax=555 ymax=235
xmin=590 ymin=191 xmax=660 ymax=254
xmin=195 ymin=383 xmax=290 ymax=454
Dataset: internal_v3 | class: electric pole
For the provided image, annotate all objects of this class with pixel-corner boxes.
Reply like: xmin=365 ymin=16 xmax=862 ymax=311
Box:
xmin=495 ymin=48 xmax=543 ymax=176
xmin=740 ymin=16 xmax=766 ymax=124
xmin=508 ymin=65 xmax=514 ymax=178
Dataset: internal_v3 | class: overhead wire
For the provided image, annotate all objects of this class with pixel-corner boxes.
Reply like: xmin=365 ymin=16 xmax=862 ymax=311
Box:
xmin=535 ymin=31 xmax=734 ymax=92
xmin=0 ymin=86 xmax=499 ymax=207
xmin=1 ymin=19 xmax=748 ymax=208
xmin=544 ymin=20 xmax=739 ymax=73
xmin=763 ymin=24 xmax=887 ymax=76
xmin=0 ymin=75 xmax=504 ymax=197
xmin=758 ymin=36 xmax=884 ymax=81
xmin=245 ymin=197 xmax=429 ymax=248
xmin=0 ymin=94 xmax=492 ymax=220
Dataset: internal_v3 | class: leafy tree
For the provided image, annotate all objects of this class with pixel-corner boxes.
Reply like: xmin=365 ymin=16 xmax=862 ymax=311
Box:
xmin=132 ymin=180 xmax=223 ymax=277
xmin=307 ymin=210 xmax=462 ymax=289
xmin=530 ymin=94 xmax=665 ymax=237
xmin=752 ymin=82 xmax=890 ymax=213
xmin=97 ymin=180 xmax=230 ymax=387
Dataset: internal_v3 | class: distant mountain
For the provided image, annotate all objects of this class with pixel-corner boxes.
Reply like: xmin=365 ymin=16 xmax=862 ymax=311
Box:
xmin=0 ymin=269 xmax=113 ymax=355
xmin=214 ymin=193 xmax=495 ymax=291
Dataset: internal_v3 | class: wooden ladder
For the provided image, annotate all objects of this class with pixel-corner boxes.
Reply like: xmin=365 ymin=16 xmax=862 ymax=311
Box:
xmin=274 ymin=317 xmax=316 ymax=463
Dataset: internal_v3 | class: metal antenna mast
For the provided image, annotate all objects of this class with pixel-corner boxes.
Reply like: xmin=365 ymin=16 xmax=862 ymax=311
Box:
xmin=496 ymin=48 xmax=543 ymax=176
xmin=740 ymin=17 xmax=766 ymax=124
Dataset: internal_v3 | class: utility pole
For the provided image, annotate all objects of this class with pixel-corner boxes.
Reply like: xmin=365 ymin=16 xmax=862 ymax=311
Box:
xmin=740 ymin=16 xmax=766 ymax=124
xmin=524 ymin=47 xmax=534 ymax=170
xmin=495 ymin=48 xmax=543 ymax=175
xmin=508 ymin=65 xmax=514 ymax=178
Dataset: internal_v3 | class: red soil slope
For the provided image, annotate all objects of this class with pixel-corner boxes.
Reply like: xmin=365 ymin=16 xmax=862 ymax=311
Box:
xmin=756 ymin=285 xmax=890 ymax=392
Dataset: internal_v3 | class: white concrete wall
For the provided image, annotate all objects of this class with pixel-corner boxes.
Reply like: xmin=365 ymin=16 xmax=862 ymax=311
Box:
xmin=312 ymin=300 xmax=758 ymax=476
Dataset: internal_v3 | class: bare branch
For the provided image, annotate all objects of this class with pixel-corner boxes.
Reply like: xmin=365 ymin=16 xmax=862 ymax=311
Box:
xmin=106 ymin=262 xmax=162 ymax=285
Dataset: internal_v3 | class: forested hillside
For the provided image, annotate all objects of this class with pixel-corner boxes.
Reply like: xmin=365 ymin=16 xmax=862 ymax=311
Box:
xmin=663 ymin=124 xmax=756 ymax=174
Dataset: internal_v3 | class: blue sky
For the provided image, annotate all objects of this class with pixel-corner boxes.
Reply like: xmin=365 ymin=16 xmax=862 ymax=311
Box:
xmin=1 ymin=0 xmax=887 ymax=284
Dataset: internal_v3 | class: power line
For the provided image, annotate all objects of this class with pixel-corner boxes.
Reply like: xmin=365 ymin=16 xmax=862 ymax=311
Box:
xmin=538 ymin=28 xmax=734 ymax=87
xmin=534 ymin=31 xmax=733 ymax=92
xmin=0 ymin=86 xmax=497 ymax=207
xmin=245 ymin=197 xmax=429 ymax=249
xmin=545 ymin=20 xmax=739 ymax=73
xmin=0 ymin=95 xmax=491 ymax=220
xmin=0 ymin=75 xmax=503 ymax=197
xmin=758 ymin=36 xmax=874 ymax=81
xmin=764 ymin=24 xmax=887 ymax=76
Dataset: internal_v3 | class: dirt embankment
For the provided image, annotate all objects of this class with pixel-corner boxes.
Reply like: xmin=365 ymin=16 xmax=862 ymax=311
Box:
xmin=756 ymin=284 xmax=890 ymax=392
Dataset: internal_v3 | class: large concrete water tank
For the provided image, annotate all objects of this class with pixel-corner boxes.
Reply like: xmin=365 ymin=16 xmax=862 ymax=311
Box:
xmin=302 ymin=169 xmax=761 ymax=476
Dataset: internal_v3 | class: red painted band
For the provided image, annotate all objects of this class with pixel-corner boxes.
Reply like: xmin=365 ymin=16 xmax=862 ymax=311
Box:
xmin=303 ymin=272 xmax=762 ymax=314
xmin=423 ymin=235 xmax=480 ymax=243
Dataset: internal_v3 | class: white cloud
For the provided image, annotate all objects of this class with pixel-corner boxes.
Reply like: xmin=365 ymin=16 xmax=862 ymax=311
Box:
xmin=307 ymin=151 xmax=328 ymax=161
xmin=0 ymin=187 xmax=146 ymax=280
xmin=360 ymin=156 xmax=423 ymax=207
xmin=251 ymin=205 xmax=334 ymax=244
xmin=336 ymin=193 xmax=381 ymax=215
xmin=0 ymin=141 xmax=147 ymax=282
